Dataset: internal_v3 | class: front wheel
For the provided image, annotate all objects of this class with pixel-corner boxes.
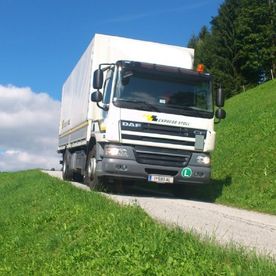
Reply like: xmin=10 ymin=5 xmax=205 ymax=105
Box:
xmin=84 ymin=147 xmax=103 ymax=190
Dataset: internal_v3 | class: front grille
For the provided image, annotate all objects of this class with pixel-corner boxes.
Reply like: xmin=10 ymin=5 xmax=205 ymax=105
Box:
xmin=134 ymin=145 xmax=191 ymax=167
xmin=121 ymin=121 xmax=207 ymax=138
xmin=141 ymin=123 xmax=206 ymax=138
xmin=145 ymin=168 xmax=178 ymax=176
xmin=122 ymin=134 xmax=194 ymax=147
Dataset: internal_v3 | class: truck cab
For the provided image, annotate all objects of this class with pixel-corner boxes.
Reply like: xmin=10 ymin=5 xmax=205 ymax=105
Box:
xmin=83 ymin=60 xmax=225 ymax=188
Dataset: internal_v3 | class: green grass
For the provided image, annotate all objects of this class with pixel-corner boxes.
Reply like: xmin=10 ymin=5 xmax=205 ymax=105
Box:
xmin=189 ymin=80 xmax=276 ymax=214
xmin=211 ymin=79 xmax=276 ymax=214
xmin=0 ymin=170 xmax=275 ymax=275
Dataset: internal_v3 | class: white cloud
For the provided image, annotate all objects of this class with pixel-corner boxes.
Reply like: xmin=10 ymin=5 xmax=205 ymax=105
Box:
xmin=102 ymin=2 xmax=209 ymax=24
xmin=0 ymin=85 xmax=61 ymax=171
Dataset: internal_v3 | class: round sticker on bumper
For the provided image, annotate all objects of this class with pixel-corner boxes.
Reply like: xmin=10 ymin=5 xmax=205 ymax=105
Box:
xmin=181 ymin=167 xmax=192 ymax=178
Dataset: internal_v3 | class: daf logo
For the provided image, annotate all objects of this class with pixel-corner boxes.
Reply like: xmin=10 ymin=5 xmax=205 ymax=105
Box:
xmin=122 ymin=121 xmax=142 ymax=128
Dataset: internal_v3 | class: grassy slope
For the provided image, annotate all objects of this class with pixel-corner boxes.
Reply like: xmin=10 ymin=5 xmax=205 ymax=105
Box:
xmin=0 ymin=170 xmax=275 ymax=274
xmin=211 ymin=79 xmax=276 ymax=214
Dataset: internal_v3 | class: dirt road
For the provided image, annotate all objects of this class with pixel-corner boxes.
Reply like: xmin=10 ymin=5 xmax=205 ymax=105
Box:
xmin=44 ymin=170 xmax=276 ymax=259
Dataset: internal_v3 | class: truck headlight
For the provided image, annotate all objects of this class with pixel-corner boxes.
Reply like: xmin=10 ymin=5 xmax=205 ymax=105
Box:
xmin=196 ymin=155 xmax=211 ymax=165
xmin=104 ymin=146 xmax=130 ymax=158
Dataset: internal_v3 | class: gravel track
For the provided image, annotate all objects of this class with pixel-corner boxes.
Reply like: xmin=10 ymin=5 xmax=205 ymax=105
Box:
xmin=43 ymin=170 xmax=276 ymax=259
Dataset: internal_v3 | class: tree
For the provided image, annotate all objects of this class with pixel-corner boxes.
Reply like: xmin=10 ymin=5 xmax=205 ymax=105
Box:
xmin=187 ymin=26 xmax=212 ymax=71
xmin=235 ymin=0 xmax=276 ymax=83
xmin=187 ymin=0 xmax=276 ymax=98
xmin=209 ymin=0 xmax=243 ymax=97
xmin=188 ymin=0 xmax=243 ymax=98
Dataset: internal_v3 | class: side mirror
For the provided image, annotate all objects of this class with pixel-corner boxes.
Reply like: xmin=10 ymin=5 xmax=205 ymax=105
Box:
xmin=215 ymin=108 xmax=226 ymax=120
xmin=216 ymin=87 xmax=225 ymax=108
xmin=91 ymin=91 xmax=103 ymax=103
xmin=93 ymin=69 xmax=103 ymax=89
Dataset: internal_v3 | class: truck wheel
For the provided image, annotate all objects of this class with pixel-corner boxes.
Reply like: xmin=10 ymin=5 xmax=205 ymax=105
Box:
xmin=84 ymin=147 xmax=102 ymax=190
xmin=62 ymin=150 xmax=73 ymax=181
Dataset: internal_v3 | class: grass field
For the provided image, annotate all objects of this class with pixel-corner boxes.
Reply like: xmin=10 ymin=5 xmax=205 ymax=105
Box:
xmin=189 ymin=80 xmax=276 ymax=214
xmin=0 ymin=170 xmax=275 ymax=275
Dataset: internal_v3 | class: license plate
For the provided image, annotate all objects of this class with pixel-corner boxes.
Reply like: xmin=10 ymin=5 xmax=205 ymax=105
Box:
xmin=148 ymin=174 xmax=174 ymax=184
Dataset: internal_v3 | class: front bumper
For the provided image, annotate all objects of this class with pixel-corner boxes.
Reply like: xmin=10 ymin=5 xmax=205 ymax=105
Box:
xmin=96 ymin=155 xmax=211 ymax=185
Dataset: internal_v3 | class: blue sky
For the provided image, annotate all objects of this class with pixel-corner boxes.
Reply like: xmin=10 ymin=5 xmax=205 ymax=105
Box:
xmin=0 ymin=0 xmax=223 ymax=100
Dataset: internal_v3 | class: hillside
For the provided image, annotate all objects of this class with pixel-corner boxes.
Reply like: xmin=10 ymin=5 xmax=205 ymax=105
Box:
xmin=210 ymin=79 xmax=276 ymax=214
xmin=0 ymin=170 xmax=275 ymax=274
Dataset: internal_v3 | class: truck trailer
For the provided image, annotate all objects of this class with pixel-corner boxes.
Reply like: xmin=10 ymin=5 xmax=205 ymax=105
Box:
xmin=58 ymin=34 xmax=226 ymax=189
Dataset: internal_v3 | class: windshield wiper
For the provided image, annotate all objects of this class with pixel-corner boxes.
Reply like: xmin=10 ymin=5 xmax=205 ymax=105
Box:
xmin=115 ymin=98 xmax=160 ymax=112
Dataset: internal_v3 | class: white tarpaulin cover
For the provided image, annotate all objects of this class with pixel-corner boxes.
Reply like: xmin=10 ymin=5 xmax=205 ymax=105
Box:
xmin=59 ymin=34 xmax=194 ymax=136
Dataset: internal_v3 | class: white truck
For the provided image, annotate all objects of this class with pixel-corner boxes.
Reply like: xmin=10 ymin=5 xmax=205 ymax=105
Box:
xmin=58 ymin=34 xmax=226 ymax=190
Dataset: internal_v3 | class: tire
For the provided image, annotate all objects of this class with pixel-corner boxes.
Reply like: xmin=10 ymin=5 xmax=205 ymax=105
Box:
xmin=84 ymin=146 xmax=103 ymax=190
xmin=72 ymin=172 xmax=84 ymax=183
xmin=62 ymin=150 xmax=73 ymax=181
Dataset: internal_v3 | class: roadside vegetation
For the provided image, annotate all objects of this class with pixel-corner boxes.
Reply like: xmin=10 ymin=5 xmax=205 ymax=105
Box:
xmin=178 ymin=80 xmax=276 ymax=215
xmin=0 ymin=170 xmax=275 ymax=274
xmin=211 ymin=79 xmax=276 ymax=214
xmin=183 ymin=79 xmax=275 ymax=215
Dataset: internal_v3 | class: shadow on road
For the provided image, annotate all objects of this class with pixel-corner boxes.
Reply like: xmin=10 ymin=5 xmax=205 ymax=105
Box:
xmin=176 ymin=176 xmax=232 ymax=202
xmin=43 ymin=170 xmax=232 ymax=203
xmin=103 ymin=176 xmax=232 ymax=203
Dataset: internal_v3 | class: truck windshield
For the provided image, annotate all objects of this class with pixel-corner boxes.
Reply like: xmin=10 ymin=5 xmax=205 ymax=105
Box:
xmin=113 ymin=66 xmax=213 ymax=118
